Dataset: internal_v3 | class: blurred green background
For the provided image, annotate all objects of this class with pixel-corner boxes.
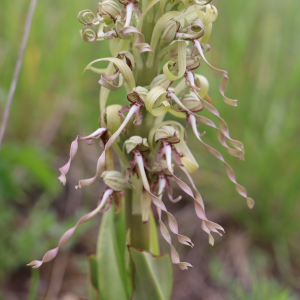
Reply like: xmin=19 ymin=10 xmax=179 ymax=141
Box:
xmin=0 ymin=0 xmax=299 ymax=299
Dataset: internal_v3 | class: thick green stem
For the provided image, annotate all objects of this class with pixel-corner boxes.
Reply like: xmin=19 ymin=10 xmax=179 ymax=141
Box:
xmin=125 ymin=189 xmax=150 ymax=250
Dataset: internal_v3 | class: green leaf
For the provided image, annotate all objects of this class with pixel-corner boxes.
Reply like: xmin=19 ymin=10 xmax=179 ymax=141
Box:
xmin=130 ymin=246 xmax=173 ymax=300
xmin=87 ymin=254 xmax=100 ymax=300
xmin=97 ymin=202 xmax=131 ymax=300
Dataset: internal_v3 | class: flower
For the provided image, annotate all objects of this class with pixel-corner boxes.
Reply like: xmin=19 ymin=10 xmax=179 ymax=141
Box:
xmin=29 ymin=0 xmax=254 ymax=270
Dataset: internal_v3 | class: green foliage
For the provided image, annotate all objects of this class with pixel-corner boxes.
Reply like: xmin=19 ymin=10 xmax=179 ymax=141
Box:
xmin=93 ymin=203 xmax=169 ymax=300
xmin=209 ymin=249 xmax=297 ymax=300
xmin=97 ymin=203 xmax=131 ymax=300
xmin=229 ymin=279 xmax=297 ymax=300
xmin=130 ymin=247 xmax=173 ymax=300
xmin=88 ymin=254 xmax=99 ymax=300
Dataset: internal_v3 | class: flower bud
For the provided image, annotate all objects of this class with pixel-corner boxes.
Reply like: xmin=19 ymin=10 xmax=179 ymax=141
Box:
xmin=191 ymin=18 xmax=205 ymax=33
xmin=180 ymin=94 xmax=203 ymax=112
xmin=127 ymin=86 xmax=148 ymax=103
xmin=186 ymin=55 xmax=201 ymax=70
xmin=98 ymin=0 xmax=121 ymax=25
xmin=150 ymin=74 xmax=171 ymax=90
xmin=155 ymin=126 xmax=181 ymax=144
xmin=161 ymin=21 xmax=180 ymax=43
xmin=101 ymin=171 xmax=127 ymax=191
xmin=125 ymin=136 xmax=149 ymax=154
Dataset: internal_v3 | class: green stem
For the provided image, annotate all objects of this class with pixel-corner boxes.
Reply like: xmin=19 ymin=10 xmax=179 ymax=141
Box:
xmin=125 ymin=189 xmax=150 ymax=250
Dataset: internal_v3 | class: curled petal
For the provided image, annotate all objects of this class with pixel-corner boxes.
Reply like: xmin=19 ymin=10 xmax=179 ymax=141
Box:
xmin=157 ymin=208 xmax=192 ymax=270
xmin=145 ymin=86 xmax=171 ymax=117
xmin=58 ymin=128 xmax=107 ymax=185
xmin=85 ymin=57 xmax=136 ymax=91
xmin=120 ymin=26 xmax=153 ymax=54
xmin=78 ymin=9 xmax=99 ymax=25
xmin=163 ymin=41 xmax=187 ymax=81
xmin=195 ymin=97 xmax=244 ymax=157
xmin=165 ymin=176 xmax=182 ymax=203
xmin=194 ymin=40 xmax=237 ymax=106
xmin=99 ymin=71 xmax=124 ymax=91
xmin=189 ymin=115 xmax=255 ymax=209
xmin=135 ymin=152 xmax=193 ymax=248
xmin=180 ymin=166 xmax=224 ymax=244
xmin=58 ymin=136 xmax=79 ymax=185
xmin=161 ymin=142 xmax=225 ymax=241
xmin=27 ymin=189 xmax=114 ymax=268
xmin=76 ymin=104 xmax=141 ymax=188
xmin=168 ymin=91 xmax=243 ymax=157
xmin=82 ymin=25 xmax=98 ymax=43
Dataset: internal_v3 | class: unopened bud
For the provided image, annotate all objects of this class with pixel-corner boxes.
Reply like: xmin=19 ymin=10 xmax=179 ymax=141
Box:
xmin=155 ymin=126 xmax=180 ymax=144
xmin=125 ymin=136 xmax=149 ymax=154
xmin=98 ymin=0 xmax=121 ymax=25
xmin=186 ymin=55 xmax=201 ymax=70
xmin=101 ymin=171 xmax=127 ymax=191
xmin=191 ymin=18 xmax=205 ymax=33
xmin=150 ymin=74 xmax=171 ymax=90
xmin=180 ymin=94 xmax=203 ymax=112
xmin=161 ymin=21 xmax=180 ymax=43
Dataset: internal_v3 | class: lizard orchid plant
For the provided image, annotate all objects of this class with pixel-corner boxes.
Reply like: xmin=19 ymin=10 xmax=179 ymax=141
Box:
xmin=28 ymin=0 xmax=254 ymax=298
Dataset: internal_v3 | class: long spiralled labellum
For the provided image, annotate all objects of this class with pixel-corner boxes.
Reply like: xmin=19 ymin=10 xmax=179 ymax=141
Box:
xmin=189 ymin=114 xmax=255 ymax=209
xmin=180 ymin=74 xmax=238 ymax=152
xmin=27 ymin=188 xmax=114 ymax=268
xmin=195 ymin=97 xmax=244 ymax=157
xmin=76 ymin=104 xmax=141 ymax=188
xmin=194 ymin=39 xmax=237 ymax=106
xmin=134 ymin=152 xmax=194 ymax=248
xmin=156 ymin=176 xmax=192 ymax=270
xmin=179 ymin=166 xmax=225 ymax=245
xmin=58 ymin=128 xmax=107 ymax=185
xmin=168 ymin=91 xmax=244 ymax=157
xmin=162 ymin=141 xmax=225 ymax=241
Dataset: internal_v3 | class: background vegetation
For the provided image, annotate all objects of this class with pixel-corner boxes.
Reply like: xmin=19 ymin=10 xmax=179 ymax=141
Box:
xmin=0 ymin=0 xmax=299 ymax=299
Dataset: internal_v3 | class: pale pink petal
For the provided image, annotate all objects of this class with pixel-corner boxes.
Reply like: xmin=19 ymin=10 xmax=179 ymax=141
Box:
xmin=189 ymin=115 xmax=255 ymax=209
xmin=194 ymin=40 xmax=237 ymax=107
xmin=27 ymin=189 xmax=113 ymax=268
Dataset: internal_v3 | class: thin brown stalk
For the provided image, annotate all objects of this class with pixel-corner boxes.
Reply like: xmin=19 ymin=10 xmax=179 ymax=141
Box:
xmin=0 ymin=0 xmax=38 ymax=149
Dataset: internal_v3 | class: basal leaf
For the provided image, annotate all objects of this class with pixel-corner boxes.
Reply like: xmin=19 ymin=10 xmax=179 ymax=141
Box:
xmin=130 ymin=246 xmax=173 ymax=300
xmin=97 ymin=202 xmax=131 ymax=300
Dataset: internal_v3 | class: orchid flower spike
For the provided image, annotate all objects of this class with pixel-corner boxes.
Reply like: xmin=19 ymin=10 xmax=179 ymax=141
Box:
xmin=29 ymin=0 xmax=254 ymax=271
